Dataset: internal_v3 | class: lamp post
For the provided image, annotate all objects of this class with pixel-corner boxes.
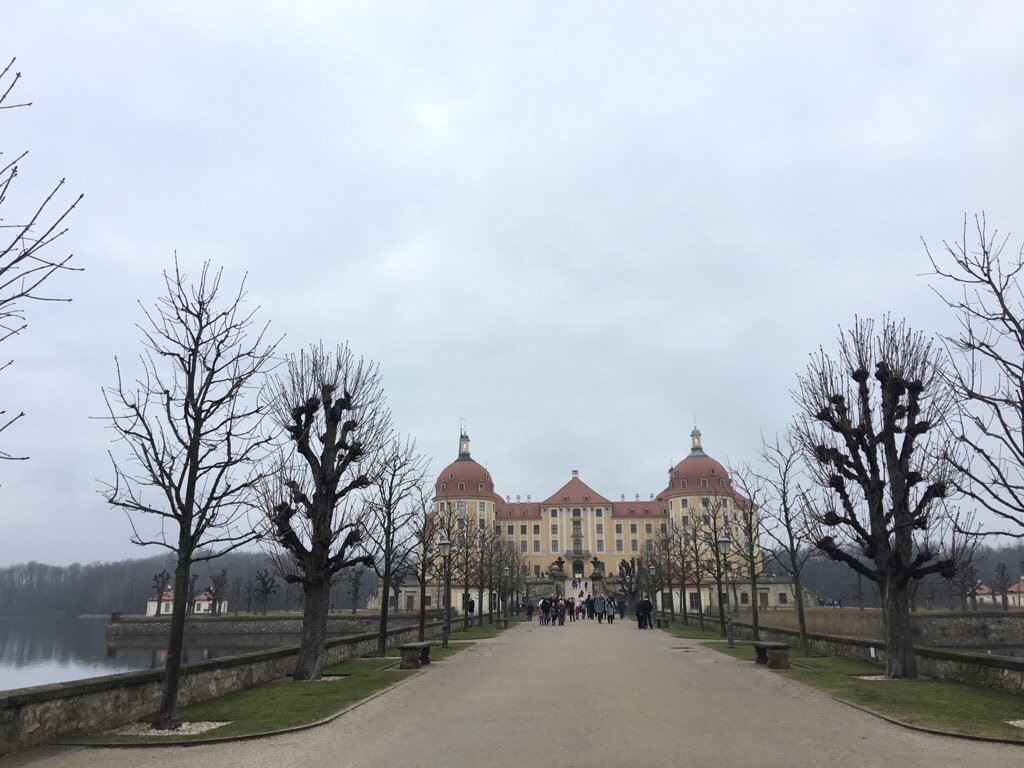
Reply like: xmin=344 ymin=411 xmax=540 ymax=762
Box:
xmin=648 ymin=562 xmax=656 ymax=603
xmin=717 ymin=534 xmax=734 ymax=648
xmin=503 ymin=566 xmax=510 ymax=624
xmin=439 ymin=537 xmax=452 ymax=649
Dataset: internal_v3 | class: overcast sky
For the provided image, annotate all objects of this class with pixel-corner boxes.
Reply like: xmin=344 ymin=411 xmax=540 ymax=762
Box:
xmin=3 ymin=2 xmax=1023 ymax=566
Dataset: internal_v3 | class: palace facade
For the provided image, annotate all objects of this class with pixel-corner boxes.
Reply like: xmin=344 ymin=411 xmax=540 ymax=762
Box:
xmin=371 ymin=426 xmax=802 ymax=616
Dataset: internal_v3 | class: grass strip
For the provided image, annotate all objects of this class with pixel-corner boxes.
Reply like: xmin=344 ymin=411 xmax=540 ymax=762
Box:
xmin=60 ymin=647 xmax=473 ymax=746
xmin=705 ymin=641 xmax=1024 ymax=741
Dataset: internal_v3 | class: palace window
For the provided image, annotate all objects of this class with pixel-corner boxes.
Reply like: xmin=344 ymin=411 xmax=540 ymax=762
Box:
xmin=520 ymin=524 xmax=527 ymax=535
xmin=551 ymin=524 xmax=558 ymax=534
xmin=478 ymin=501 xmax=485 ymax=512
xmin=779 ymin=592 xmax=788 ymax=605
xmin=616 ymin=540 xmax=623 ymax=552
xmin=459 ymin=482 xmax=465 ymax=492
xmin=551 ymin=539 xmax=559 ymax=550
xmin=596 ymin=524 xmax=603 ymax=534
xmin=533 ymin=524 xmax=540 ymax=534
xmin=689 ymin=593 xmax=701 ymax=610
xmin=597 ymin=540 xmax=603 ymax=551
xmin=615 ymin=523 xmax=622 ymax=533
xmin=682 ymin=515 xmax=689 ymax=527
xmin=700 ymin=478 xmax=708 ymax=488
xmin=520 ymin=541 xmax=527 ymax=553
xmin=479 ymin=482 xmax=485 ymax=492
xmin=533 ymin=541 xmax=540 ymax=552
xmin=507 ymin=524 xmax=513 ymax=535
xmin=645 ymin=523 xmax=652 ymax=533
xmin=630 ymin=540 xmax=639 ymax=552
xmin=630 ymin=523 xmax=637 ymax=533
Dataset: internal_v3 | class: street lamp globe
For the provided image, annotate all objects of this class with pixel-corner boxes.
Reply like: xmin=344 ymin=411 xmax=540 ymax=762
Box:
xmin=438 ymin=538 xmax=451 ymax=558
xmin=717 ymin=534 xmax=731 ymax=556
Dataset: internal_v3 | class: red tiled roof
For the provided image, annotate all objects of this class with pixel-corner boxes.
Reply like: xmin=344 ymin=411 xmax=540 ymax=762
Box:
xmin=541 ymin=473 xmax=612 ymax=506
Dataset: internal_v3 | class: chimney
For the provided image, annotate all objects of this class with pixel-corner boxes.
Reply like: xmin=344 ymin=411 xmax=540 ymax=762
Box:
xmin=527 ymin=495 xmax=531 ymax=502
xmin=572 ymin=469 xmax=579 ymax=478
xmin=516 ymin=495 xmax=521 ymax=503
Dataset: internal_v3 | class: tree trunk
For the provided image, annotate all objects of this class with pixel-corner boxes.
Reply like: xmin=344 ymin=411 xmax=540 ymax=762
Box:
xmin=793 ymin=571 xmax=809 ymax=654
xmin=417 ymin=574 xmax=427 ymax=642
xmin=294 ymin=577 xmax=331 ymax=680
xmin=881 ymin=578 xmax=917 ymax=678
xmin=750 ymin=572 xmax=760 ymax=642
xmin=377 ymin=569 xmax=392 ymax=657
xmin=151 ymin=559 xmax=191 ymax=730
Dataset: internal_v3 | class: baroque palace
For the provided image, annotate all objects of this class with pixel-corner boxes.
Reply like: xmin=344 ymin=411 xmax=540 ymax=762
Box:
xmin=376 ymin=427 xmax=801 ymax=616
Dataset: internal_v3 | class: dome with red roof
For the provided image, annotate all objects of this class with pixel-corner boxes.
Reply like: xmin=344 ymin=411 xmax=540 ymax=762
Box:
xmin=664 ymin=427 xmax=731 ymax=495
xmin=435 ymin=431 xmax=496 ymax=498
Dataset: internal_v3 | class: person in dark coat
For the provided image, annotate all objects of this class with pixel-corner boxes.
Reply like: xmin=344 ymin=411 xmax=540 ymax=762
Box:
xmin=640 ymin=595 xmax=654 ymax=629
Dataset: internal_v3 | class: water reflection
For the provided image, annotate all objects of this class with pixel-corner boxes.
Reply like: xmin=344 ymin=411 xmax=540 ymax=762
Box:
xmin=0 ymin=615 xmax=294 ymax=691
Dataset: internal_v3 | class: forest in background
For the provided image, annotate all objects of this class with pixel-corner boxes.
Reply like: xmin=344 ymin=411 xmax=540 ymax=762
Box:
xmin=3 ymin=538 xmax=1023 ymax=617
xmin=0 ymin=550 xmax=380 ymax=617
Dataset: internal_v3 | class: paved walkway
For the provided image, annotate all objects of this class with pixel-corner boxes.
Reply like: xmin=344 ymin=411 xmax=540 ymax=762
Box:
xmin=4 ymin=618 xmax=1022 ymax=768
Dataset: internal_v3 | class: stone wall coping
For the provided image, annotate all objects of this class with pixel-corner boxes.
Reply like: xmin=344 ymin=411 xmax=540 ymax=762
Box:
xmin=1 ymin=620 xmax=442 ymax=707
xmin=734 ymin=620 xmax=1024 ymax=672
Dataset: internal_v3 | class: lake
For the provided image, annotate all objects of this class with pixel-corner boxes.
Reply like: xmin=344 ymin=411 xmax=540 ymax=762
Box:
xmin=0 ymin=614 xmax=291 ymax=692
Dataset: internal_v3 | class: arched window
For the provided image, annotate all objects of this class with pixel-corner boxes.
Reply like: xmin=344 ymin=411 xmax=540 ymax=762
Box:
xmin=458 ymin=482 xmax=465 ymax=492
xmin=440 ymin=483 xmax=446 ymax=493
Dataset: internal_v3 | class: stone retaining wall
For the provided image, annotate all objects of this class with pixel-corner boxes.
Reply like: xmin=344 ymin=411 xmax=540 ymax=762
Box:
xmin=0 ymin=620 xmax=442 ymax=757
xmin=106 ymin=613 xmax=438 ymax=638
xmin=732 ymin=621 xmax=1024 ymax=694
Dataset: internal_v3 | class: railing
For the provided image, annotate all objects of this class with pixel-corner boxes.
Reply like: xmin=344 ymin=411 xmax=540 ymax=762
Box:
xmin=564 ymin=549 xmax=592 ymax=557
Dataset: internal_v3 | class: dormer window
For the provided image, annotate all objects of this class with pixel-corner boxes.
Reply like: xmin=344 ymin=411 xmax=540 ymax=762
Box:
xmin=700 ymin=478 xmax=708 ymax=488
xmin=458 ymin=482 xmax=465 ymax=492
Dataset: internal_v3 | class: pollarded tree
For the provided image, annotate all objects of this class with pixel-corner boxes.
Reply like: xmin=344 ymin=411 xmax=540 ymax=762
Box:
xmin=1 ymin=59 xmax=83 ymax=460
xmin=927 ymin=215 xmax=1024 ymax=536
xmin=103 ymin=259 xmax=277 ymax=728
xmin=794 ymin=317 xmax=974 ymax=678
xmin=262 ymin=344 xmax=388 ymax=679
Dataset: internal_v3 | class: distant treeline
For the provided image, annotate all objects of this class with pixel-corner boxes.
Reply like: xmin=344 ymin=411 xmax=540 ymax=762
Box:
xmin=765 ymin=539 xmax=1024 ymax=609
xmin=0 ymin=550 xmax=379 ymax=617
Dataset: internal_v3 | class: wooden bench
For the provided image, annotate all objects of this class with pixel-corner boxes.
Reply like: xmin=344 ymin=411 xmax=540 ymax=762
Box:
xmin=751 ymin=641 xmax=791 ymax=669
xmin=397 ymin=641 xmax=435 ymax=670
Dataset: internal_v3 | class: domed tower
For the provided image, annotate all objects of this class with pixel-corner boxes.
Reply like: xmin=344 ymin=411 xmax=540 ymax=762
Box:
xmin=665 ymin=427 xmax=732 ymax=498
xmin=433 ymin=429 xmax=500 ymax=534
xmin=435 ymin=429 xmax=496 ymax=500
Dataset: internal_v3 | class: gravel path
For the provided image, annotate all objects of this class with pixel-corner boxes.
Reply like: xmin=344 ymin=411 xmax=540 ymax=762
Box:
xmin=3 ymin=619 xmax=1021 ymax=768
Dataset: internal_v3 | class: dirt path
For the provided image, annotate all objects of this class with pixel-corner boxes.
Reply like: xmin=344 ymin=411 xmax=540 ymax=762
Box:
xmin=4 ymin=619 xmax=1021 ymax=768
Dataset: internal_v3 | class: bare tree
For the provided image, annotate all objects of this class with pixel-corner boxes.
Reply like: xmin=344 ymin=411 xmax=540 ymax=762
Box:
xmin=262 ymin=343 xmax=389 ymax=679
xmin=341 ymin=564 xmax=366 ymax=614
xmin=758 ymin=430 xmax=813 ymax=652
xmin=794 ymin=317 xmax=974 ymax=678
xmin=253 ymin=569 xmax=278 ymax=615
xmin=102 ymin=259 xmax=276 ymax=728
xmin=668 ymin=521 xmax=691 ymax=626
xmin=208 ymin=569 xmax=228 ymax=616
xmin=727 ymin=461 xmax=766 ymax=641
xmin=363 ymin=435 xmax=428 ymax=655
xmin=927 ymin=215 xmax=1024 ymax=537
xmin=185 ymin=573 xmax=199 ymax=615
xmin=413 ymin=486 xmax=438 ymax=641
xmin=991 ymin=561 xmax=1013 ymax=610
xmin=1 ymin=59 xmax=83 ymax=460
xmin=151 ymin=570 xmax=170 ymax=617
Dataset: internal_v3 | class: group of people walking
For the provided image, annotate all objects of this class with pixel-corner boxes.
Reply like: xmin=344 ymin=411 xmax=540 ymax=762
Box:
xmin=525 ymin=593 xmax=658 ymax=630
xmin=527 ymin=593 xmax=629 ymax=625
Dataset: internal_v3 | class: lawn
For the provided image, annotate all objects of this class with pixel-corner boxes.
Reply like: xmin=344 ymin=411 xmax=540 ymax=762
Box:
xmin=700 ymin=637 xmax=1024 ymax=741
xmin=59 ymin=645 xmax=474 ymax=746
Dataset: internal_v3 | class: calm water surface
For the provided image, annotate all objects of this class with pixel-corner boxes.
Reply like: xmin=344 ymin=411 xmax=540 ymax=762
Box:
xmin=0 ymin=615 xmax=284 ymax=691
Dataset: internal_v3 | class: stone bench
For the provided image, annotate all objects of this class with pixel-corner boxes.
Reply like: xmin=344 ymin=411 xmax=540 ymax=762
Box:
xmin=752 ymin=641 xmax=791 ymax=669
xmin=655 ymin=616 xmax=671 ymax=628
xmin=493 ymin=617 xmax=509 ymax=629
xmin=397 ymin=641 xmax=435 ymax=670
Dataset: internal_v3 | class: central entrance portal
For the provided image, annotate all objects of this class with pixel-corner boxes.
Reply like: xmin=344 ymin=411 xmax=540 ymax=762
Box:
xmin=572 ymin=559 xmax=585 ymax=577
